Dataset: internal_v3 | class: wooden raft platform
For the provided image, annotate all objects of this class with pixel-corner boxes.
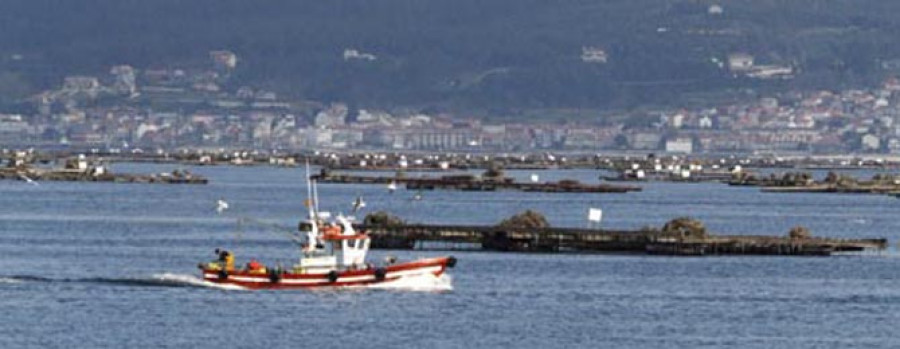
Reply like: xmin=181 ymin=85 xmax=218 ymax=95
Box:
xmin=0 ymin=168 xmax=208 ymax=184
xmin=313 ymin=172 xmax=641 ymax=193
xmin=760 ymin=185 xmax=900 ymax=194
xmin=359 ymin=224 xmax=887 ymax=256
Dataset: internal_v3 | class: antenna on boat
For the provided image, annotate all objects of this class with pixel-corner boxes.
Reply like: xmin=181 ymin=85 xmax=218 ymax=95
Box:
xmin=305 ymin=160 xmax=315 ymax=219
xmin=312 ymin=179 xmax=321 ymax=217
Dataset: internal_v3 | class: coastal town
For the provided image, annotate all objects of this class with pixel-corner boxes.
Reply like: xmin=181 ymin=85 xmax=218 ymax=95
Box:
xmin=2 ymin=50 xmax=900 ymax=155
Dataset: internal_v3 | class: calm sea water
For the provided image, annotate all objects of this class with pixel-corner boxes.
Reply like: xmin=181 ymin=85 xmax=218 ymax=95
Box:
xmin=1 ymin=164 xmax=900 ymax=348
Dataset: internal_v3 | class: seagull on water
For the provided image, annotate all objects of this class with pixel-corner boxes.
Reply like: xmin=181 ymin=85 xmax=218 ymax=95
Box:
xmin=216 ymin=199 xmax=230 ymax=214
xmin=17 ymin=172 xmax=39 ymax=186
xmin=352 ymin=196 xmax=366 ymax=213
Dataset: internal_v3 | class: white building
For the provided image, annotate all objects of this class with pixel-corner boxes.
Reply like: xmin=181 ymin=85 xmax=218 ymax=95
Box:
xmin=343 ymin=49 xmax=377 ymax=61
xmin=314 ymin=104 xmax=349 ymax=128
xmin=728 ymin=53 xmax=754 ymax=72
xmin=210 ymin=50 xmax=238 ymax=70
xmin=581 ymin=46 xmax=608 ymax=64
xmin=110 ymin=65 xmax=137 ymax=96
xmin=665 ymin=138 xmax=694 ymax=154
xmin=630 ymin=133 xmax=662 ymax=150
xmin=62 ymin=76 xmax=102 ymax=99
xmin=862 ymin=134 xmax=881 ymax=151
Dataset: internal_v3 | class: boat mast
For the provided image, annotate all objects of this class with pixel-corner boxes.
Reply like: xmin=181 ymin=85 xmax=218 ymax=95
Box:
xmin=312 ymin=179 xmax=320 ymax=218
xmin=302 ymin=160 xmax=321 ymax=256
xmin=305 ymin=160 xmax=317 ymax=220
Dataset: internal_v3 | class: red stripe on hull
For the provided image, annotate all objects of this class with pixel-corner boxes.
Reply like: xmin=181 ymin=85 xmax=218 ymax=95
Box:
xmin=200 ymin=257 xmax=452 ymax=290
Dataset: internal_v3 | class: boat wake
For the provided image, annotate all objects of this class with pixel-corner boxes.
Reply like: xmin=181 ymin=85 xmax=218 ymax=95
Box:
xmin=0 ymin=275 xmax=54 ymax=284
xmin=146 ymin=273 xmax=247 ymax=290
xmin=363 ymin=273 xmax=454 ymax=292
xmin=0 ymin=277 xmax=24 ymax=284
xmin=0 ymin=273 xmax=246 ymax=290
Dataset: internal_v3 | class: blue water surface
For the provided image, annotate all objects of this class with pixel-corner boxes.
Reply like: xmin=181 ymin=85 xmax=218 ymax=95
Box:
xmin=1 ymin=164 xmax=899 ymax=348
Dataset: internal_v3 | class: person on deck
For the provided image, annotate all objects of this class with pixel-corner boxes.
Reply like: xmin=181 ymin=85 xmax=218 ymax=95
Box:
xmin=211 ymin=248 xmax=227 ymax=270
xmin=224 ymin=251 xmax=235 ymax=271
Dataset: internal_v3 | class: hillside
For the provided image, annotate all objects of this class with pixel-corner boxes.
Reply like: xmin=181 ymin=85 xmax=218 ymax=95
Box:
xmin=1 ymin=0 xmax=899 ymax=115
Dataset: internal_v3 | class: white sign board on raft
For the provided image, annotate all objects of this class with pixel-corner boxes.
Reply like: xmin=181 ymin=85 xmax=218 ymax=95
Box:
xmin=588 ymin=208 xmax=603 ymax=223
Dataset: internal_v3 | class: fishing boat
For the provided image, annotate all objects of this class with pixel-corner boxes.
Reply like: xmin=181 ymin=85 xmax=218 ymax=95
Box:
xmin=197 ymin=170 xmax=456 ymax=290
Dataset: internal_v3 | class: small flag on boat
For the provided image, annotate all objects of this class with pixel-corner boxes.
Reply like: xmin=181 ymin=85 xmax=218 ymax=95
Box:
xmin=588 ymin=208 xmax=603 ymax=223
xmin=216 ymin=199 xmax=230 ymax=214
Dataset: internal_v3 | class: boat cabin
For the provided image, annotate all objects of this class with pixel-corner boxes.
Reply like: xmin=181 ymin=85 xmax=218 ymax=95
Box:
xmin=297 ymin=215 xmax=370 ymax=272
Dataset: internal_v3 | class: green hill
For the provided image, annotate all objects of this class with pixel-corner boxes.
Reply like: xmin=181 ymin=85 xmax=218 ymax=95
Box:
xmin=0 ymin=0 xmax=899 ymax=115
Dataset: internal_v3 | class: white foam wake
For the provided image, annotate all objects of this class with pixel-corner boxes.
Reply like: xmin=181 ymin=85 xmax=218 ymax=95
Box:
xmin=364 ymin=273 xmax=454 ymax=292
xmin=0 ymin=277 xmax=23 ymax=284
xmin=151 ymin=273 xmax=247 ymax=291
